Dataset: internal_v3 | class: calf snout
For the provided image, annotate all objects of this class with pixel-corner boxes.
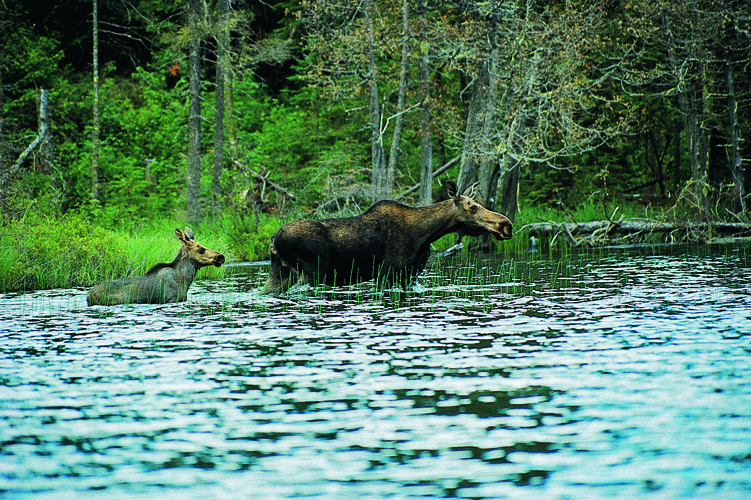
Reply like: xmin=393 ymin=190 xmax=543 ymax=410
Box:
xmin=213 ymin=253 xmax=226 ymax=267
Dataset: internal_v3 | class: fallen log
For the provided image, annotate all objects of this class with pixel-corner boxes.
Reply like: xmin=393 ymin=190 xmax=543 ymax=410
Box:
xmin=519 ymin=220 xmax=751 ymax=246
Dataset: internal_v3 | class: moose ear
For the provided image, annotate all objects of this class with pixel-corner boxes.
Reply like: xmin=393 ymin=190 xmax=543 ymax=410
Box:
xmin=183 ymin=227 xmax=195 ymax=240
xmin=446 ymin=181 xmax=459 ymax=198
xmin=175 ymin=228 xmax=187 ymax=243
xmin=463 ymin=182 xmax=480 ymax=199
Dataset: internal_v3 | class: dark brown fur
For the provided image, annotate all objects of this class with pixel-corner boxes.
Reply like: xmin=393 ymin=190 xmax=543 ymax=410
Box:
xmin=263 ymin=181 xmax=512 ymax=294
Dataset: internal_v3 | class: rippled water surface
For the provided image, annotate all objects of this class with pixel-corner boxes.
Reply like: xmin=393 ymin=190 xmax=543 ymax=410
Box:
xmin=2 ymin=245 xmax=751 ymax=499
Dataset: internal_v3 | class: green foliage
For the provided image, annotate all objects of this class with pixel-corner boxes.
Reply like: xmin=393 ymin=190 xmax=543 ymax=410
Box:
xmin=0 ymin=212 xmax=231 ymax=293
xmin=1 ymin=214 xmax=126 ymax=291
xmin=221 ymin=212 xmax=279 ymax=262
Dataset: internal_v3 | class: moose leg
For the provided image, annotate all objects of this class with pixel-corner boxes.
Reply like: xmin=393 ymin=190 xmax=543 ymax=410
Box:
xmin=264 ymin=253 xmax=297 ymax=295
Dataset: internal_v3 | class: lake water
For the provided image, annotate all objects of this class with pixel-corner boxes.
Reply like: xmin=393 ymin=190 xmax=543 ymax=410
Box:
xmin=2 ymin=244 xmax=750 ymax=499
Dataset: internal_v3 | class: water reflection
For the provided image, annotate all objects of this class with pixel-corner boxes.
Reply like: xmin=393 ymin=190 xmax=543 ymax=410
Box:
xmin=1 ymin=245 xmax=751 ymax=498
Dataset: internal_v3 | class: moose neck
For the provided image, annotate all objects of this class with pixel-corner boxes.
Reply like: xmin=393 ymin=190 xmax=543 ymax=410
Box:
xmin=408 ymin=199 xmax=463 ymax=246
xmin=170 ymin=247 xmax=199 ymax=283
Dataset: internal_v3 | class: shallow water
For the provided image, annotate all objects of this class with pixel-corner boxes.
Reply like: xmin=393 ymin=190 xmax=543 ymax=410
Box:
xmin=2 ymin=245 xmax=751 ymax=499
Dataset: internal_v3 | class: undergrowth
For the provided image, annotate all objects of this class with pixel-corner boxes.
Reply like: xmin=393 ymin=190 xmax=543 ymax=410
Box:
xmin=0 ymin=213 xmax=231 ymax=293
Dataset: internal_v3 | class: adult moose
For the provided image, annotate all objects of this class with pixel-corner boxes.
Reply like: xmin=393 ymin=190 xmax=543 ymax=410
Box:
xmin=87 ymin=227 xmax=225 ymax=306
xmin=263 ymin=181 xmax=512 ymax=294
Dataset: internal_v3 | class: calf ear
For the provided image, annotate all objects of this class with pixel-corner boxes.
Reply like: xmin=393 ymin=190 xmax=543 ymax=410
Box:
xmin=446 ymin=181 xmax=459 ymax=198
xmin=175 ymin=228 xmax=187 ymax=243
xmin=184 ymin=227 xmax=195 ymax=240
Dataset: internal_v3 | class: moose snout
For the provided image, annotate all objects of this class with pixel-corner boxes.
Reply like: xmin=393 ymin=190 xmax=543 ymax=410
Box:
xmin=500 ymin=222 xmax=513 ymax=239
xmin=492 ymin=220 xmax=513 ymax=240
xmin=214 ymin=253 xmax=226 ymax=267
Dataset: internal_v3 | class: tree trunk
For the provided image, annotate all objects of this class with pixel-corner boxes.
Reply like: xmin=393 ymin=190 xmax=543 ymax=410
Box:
xmin=39 ymin=88 xmax=58 ymax=211
xmin=477 ymin=48 xmax=499 ymax=208
xmin=456 ymin=64 xmax=490 ymax=194
xmin=92 ymin=0 xmax=100 ymax=200
xmin=364 ymin=0 xmax=386 ymax=199
xmin=678 ymin=85 xmax=711 ymax=217
xmin=187 ymin=0 xmax=202 ymax=225
xmin=213 ymin=0 xmax=229 ymax=216
xmin=386 ymin=0 xmax=410 ymax=198
xmin=725 ymin=53 xmax=744 ymax=214
xmin=417 ymin=0 xmax=431 ymax=205
xmin=498 ymin=160 xmax=519 ymax=222
xmin=0 ymin=56 xmax=6 ymax=181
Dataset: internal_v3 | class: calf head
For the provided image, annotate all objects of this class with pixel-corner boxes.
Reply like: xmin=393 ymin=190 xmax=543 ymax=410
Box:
xmin=447 ymin=181 xmax=513 ymax=240
xmin=176 ymin=227 xmax=226 ymax=268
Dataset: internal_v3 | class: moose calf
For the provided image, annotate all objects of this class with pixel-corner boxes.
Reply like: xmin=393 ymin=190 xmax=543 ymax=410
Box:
xmin=87 ymin=227 xmax=225 ymax=306
xmin=264 ymin=181 xmax=512 ymax=294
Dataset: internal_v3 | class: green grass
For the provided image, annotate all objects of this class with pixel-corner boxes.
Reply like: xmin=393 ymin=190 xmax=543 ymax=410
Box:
xmin=0 ymin=214 xmax=232 ymax=293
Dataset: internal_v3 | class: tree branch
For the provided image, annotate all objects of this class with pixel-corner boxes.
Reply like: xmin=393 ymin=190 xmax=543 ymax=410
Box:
xmin=4 ymin=90 xmax=49 ymax=187
xmin=234 ymin=161 xmax=297 ymax=201
xmin=393 ymin=154 xmax=461 ymax=201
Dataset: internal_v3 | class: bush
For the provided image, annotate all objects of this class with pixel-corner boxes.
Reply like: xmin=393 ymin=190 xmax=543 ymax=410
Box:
xmin=1 ymin=214 xmax=127 ymax=291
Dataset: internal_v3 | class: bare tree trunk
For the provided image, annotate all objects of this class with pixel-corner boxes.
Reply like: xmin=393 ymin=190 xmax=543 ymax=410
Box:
xmin=92 ymin=0 xmax=100 ymax=200
xmin=226 ymin=51 xmax=237 ymax=165
xmin=364 ymin=0 xmax=385 ymax=198
xmin=213 ymin=0 xmax=229 ymax=216
xmin=417 ymin=0 xmax=431 ymax=205
xmin=39 ymin=88 xmax=58 ymax=211
xmin=725 ymin=53 xmax=744 ymax=214
xmin=386 ymin=0 xmax=410 ymax=198
xmin=678 ymin=85 xmax=710 ymax=217
xmin=477 ymin=50 xmax=499 ymax=208
xmin=498 ymin=160 xmax=519 ymax=221
xmin=456 ymin=65 xmax=490 ymax=193
xmin=496 ymin=111 xmax=528 ymax=224
xmin=663 ymin=7 xmax=711 ymax=217
xmin=187 ymin=0 xmax=202 ymax=224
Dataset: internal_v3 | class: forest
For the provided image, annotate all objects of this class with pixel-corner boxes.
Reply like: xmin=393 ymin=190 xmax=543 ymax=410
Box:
xmin=1 ymin=0 xmax=750 ymax=291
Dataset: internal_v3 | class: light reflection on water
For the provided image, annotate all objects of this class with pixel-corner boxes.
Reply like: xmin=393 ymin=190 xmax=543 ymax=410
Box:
xmin=1 ymin=245 xmax=751 ymax=499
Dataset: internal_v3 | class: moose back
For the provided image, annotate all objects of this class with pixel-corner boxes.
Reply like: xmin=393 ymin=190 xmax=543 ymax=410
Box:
xmin=263 ymin=181 xmax=512 ymax=294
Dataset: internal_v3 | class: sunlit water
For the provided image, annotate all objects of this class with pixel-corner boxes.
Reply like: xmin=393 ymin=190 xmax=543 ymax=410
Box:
xmin=2 ymin=245 xmax=750 ymax=499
